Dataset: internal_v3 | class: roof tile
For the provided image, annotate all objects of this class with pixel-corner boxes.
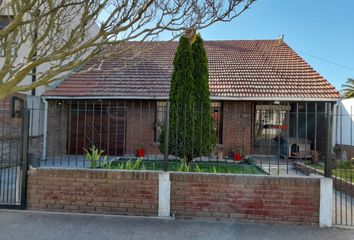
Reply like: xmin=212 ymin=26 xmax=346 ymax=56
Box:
xmin=43 ymin=40 xmax=340 ymax=100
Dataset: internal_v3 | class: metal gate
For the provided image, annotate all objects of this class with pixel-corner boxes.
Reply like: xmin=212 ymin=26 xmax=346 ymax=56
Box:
xmin=333 ymin=171 xmax=354 ymax=226
xmin=330 ymin=103 xmax=354 ymax=226
xmin=0 ymin=107 xmax=28 ymax=209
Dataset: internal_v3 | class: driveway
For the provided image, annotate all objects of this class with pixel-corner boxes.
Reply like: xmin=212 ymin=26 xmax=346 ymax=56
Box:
xmin=0 ymin=210 xmax=354 ymax=240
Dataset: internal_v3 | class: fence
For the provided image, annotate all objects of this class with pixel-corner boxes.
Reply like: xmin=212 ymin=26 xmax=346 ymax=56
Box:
xmin=28 ymin=100 xmax=333 ymax=173
xmin=0 ymin=107 xmax=28 ymax=208
xmin=1 ymin=98 xmax=354 ymax=226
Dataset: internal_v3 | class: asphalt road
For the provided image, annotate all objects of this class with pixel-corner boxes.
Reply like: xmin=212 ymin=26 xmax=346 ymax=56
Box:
xmin=0 ymin=210 xmax=354 ymax=240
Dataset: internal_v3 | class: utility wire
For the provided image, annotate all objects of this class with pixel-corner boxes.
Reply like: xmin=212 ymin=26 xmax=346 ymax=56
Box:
xmin=296 ymin=50 xmax=354 ymax=71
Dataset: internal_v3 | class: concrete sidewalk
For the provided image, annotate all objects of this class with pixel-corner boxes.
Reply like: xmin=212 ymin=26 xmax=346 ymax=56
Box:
xmin=0 ymin=210 xmax=354 ymax=240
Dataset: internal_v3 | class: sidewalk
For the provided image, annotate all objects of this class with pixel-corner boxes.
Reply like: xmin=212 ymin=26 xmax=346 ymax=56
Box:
xmin=0 ymin=210 xmax=353 ymax=240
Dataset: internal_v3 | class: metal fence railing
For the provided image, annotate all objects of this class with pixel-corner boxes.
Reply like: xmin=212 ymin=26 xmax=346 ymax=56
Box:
xmin=1 ymin=98 xmax=354 ymax=225
xmin=0 ymin=108 xmax=28 ymax=208
xmin=24 ymin=100 xmax=334 ymax=175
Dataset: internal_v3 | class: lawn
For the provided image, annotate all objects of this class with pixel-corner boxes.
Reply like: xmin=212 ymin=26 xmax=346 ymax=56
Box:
xmin=101 ymin=159 xmax=267 ymax=175
xmin=303 ymin=162 xmax=354 ymax=183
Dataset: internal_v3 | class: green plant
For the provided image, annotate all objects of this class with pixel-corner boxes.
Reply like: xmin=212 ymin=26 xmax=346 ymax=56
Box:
xmin=141 ymin=163 xmax=146 ymax=170
xmin=84 ymin=145 xmax=105 ymax=168
xmin=152 ymin=163 xmax=156 ymax=171
xmin=159 ymin=34 xmax=215 ymax=162
xmin=125 ymin=160 xmax=132 ymax=170
xmin=177 ymin=159 xmax=190 ymax=172
xmin=341 ymin=78 xmax=354 ymax=98
xmin=213 ymin=166 xmax=218 ymax=173
xmin=335 ymin=160 xmax=354 ymax=169
xmin=194 ymin=164 xmax=201 ymax=172
xmin=133 ymin=158 xmax=143 ymax=170
xmin=102 ymin=156 xmax=111 ymax=169
xmin=191 ymin=34 xmax=216 ymax=157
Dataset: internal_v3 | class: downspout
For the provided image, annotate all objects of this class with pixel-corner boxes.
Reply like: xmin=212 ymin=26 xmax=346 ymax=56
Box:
xmin=31 ymin=66 xmax=36 ymax=96
xmin=42 ymin=98 xmax=48 ymax=161
xmin=31 ymin=10 xmax=38 ymax=96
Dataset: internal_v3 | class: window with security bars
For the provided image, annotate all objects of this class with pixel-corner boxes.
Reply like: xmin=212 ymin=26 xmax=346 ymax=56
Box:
xmin=212 ymin=102 xmax=223 ymax=145
xmin=154 ymin=101 xmax=167 ymax=143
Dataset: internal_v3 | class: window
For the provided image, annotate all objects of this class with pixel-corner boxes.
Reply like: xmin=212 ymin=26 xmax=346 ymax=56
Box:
xmin=212 ymin=102 xmax=223 ymax=145
xmin=10 ymin=96 xmax=24 ymax=118
xmin=154 ymin=102 xmax=167 ymax=143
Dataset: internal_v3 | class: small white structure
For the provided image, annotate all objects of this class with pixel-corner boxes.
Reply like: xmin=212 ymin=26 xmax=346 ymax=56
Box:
xmin=332 ymin=99 xmax=354 ymax=159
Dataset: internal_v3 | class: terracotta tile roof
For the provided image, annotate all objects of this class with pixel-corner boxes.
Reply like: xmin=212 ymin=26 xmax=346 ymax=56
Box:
xmin=43 ymin=40 xmax=340 ymax=100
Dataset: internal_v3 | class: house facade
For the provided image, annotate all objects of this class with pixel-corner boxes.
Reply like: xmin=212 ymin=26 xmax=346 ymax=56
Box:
xmin=41 ymin=39 xmax=340 ymax=161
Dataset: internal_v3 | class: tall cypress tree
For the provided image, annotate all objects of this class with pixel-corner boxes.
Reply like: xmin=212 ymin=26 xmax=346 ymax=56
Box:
xmin=160 ymin=36 xmax=195 ymax=160
xmin=191 ymin=34 xmax=215 ymax=157
xmin=160 ymin=34 xmax=215 ymax=161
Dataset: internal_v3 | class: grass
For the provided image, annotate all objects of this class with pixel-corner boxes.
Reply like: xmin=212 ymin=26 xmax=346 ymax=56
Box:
xmin=332 ymin=169 xmax=354 ymax=183
xmin=102 ymin=159 xmax=267 ymax=175
xmin=301 ymin=162 xmax=354 ymax=183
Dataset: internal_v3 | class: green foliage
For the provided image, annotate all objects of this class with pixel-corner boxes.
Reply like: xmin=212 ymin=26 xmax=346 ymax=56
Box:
xmin=194 ymin=164 xmax=201 ymax=172
xmin=335 ymin=160 xmax=354 ymax=169
xmin=133 ymin=158 xmax=142 ymax=170
xmin=176 ymin=159 xmax=190 ymax=172
xmin=84 ymin=145 xmax=105 ymax=168
xmin=97 ymin=158 xmax=266 ymax=175
xmin=191 ymin=34 xmax=216 ymax=158
xmin=160 ymin=34 xmax=215 ymax=161
xmin=102 ymin=158 xmax=143 ymax=170
xmin=341 ymin=78 xmax=354 ymax=98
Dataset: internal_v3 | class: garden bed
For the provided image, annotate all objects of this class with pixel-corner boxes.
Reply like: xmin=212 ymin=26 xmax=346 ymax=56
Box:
xmin=98 ymin=158 xmax=267 ymax=175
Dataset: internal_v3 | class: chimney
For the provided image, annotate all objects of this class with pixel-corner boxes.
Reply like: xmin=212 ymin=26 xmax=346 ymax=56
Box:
xmin=278 ymin=34 xmax=285 ymax=45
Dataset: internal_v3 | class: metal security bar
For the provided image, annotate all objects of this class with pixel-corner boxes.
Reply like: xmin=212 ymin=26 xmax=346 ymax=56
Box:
xmin=26 ymin=100 xmax=333 ymax=172
xmin=0 ymin=108 xmax=28 ymax=209
xmin=19 ymin=99 xmax=354 ymax=226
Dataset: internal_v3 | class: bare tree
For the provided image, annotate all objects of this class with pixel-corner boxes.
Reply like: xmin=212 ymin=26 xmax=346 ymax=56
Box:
xmin=0 ymin=0 xmax=255 ymax=98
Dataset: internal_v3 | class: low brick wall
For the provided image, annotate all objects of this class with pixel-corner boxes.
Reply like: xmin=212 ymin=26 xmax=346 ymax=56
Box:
xmin=27 ymin=168 xmax=158 ymax=215
xmin=27 ymin=168 xmax=322 ymax=225
xmin=170 ymin=173 xmax=320 ymax=225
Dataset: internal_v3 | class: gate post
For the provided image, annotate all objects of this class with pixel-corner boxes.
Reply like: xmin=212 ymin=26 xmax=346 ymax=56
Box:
xmin=20 ymin=108 xmax=30 ymax=209
xmin=325 ymin=103 xmax=332 ymax=178
xmin=320 ymin=177 xmax=333 ymax=227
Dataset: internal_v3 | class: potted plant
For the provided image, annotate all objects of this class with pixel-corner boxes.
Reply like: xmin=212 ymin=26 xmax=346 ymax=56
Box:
xmin=231 ymin=147 xmax=244 ymax=161
xmin=136 ymin=147 xmax=145 ymax=157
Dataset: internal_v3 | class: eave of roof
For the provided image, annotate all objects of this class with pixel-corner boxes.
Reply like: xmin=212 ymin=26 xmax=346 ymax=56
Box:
xmin=42 ymin=95 xmax=340 ymax=102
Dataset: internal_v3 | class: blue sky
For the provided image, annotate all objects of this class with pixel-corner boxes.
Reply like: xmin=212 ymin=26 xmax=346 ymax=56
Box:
xmin=188 ymin=0 xmax=354 ymax=91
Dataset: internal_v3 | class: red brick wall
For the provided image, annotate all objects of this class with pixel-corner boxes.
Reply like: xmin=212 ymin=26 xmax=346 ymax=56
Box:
xmin=125 ymin=101 xmax=160 ymax=155
xmin=27 ymin=168 xmax=322 ymax=225
xmin=170 ymin=172 xmax=320 ymax=225
xmin=27 ymin=168 xmax=158 ymax=215
xmin=222 ymin=101 xmax=253 ymax=156
xmin=46 ymin=102 xmax=68 ymax=156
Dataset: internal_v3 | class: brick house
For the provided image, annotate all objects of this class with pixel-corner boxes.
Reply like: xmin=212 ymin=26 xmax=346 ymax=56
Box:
xmin=41 ymin=39 xmax=340 ymax=161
